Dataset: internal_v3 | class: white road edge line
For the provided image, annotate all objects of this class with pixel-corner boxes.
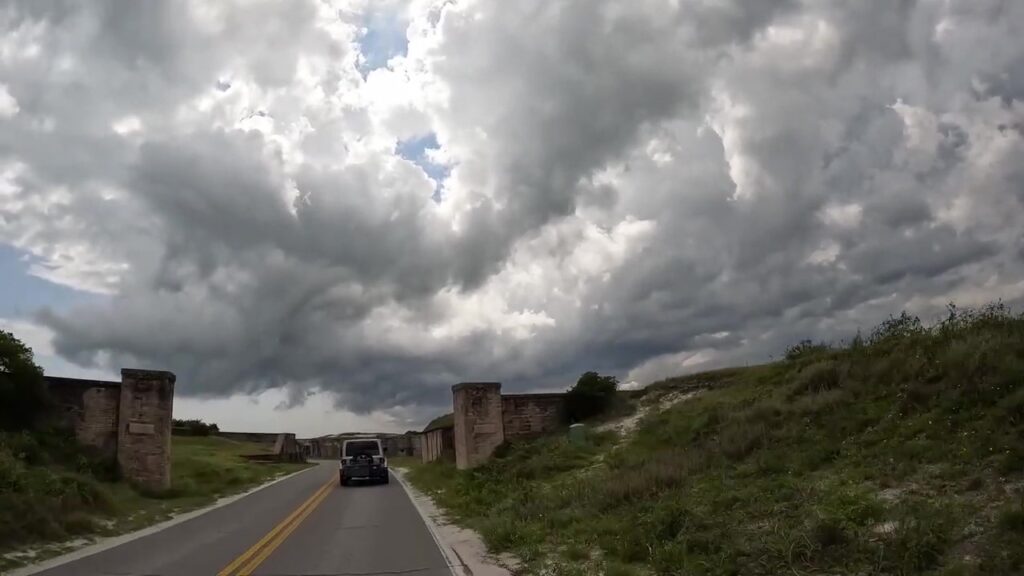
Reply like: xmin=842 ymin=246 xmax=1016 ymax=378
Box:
xmin=7 ymin=463 xmax=324 ymax=576
xmin=390 ymin=468 xmax=463 ymax=576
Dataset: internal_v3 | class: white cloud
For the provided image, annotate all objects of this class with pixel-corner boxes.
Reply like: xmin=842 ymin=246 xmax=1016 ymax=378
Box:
xmin=174 ymin=388 xmax=407 ymax=437
xmin=821 ymin=203 xmax=863 ymax=229
xmin=0 ymin=83 xmax=18 ymax=118
xmin=0 ymin=0 xmax=1022 ymax=428
xmin=0 ymin=318 xmax=115 ymax=381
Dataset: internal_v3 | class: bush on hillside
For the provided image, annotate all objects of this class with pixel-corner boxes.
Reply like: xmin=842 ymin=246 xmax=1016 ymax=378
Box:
xmin=868 ymin=310 xmax=926 ymax=345
xmin=172 ymin=418 xmax=220 ymax=436
xmin=784 ymin=339 xmax=831 ymax=361
xmin=0 ymin=330 xmax=50 ymax=431
xmin=565 ymin=371 xmax=619 ymax=422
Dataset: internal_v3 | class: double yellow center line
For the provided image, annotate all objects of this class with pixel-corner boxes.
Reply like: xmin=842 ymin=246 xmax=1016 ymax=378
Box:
xmin=217 ymin=475 xmax=335 ymax=576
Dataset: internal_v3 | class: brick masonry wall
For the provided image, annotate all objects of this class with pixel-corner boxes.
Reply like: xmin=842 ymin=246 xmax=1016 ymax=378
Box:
xmin=501 ymin=393 xmax=567 ymax=439
xmin=45 ymin=376 xmax=121 ymax=460
xmin=118 ymin=370 xmax=175 ymax=492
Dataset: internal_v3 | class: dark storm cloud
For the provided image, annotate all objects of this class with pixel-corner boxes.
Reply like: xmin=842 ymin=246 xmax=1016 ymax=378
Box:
xmin=2 ymin=0 xmax=1024 ymax=419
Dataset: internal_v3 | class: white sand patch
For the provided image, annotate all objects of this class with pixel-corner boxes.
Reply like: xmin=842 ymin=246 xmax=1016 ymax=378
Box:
xmin=598 ymin=389 xmax=703 ymax=441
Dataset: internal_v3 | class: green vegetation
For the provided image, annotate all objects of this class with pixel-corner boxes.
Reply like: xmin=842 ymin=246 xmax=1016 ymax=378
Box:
xmin=172 ymin=418 xmax=220 ymax=436
xmin=0 ymin=434 xmax=309 ymax=571
xmin=423 ymin=412 xmax=453 ymax=431
xmin=0 ymin=329 xmax=311 ymax=571
xmin=164 ymin=435 xmax=307 ymax=499
xmin=0 ymin=329 xmax=50 ymax=430
xmin=387 ymin=455 xmax=420 ymax=470
xmin=407 ymin=303 xmax=1024 ymax=575
xmin=565 ymin=371 xmax=620 ymax=422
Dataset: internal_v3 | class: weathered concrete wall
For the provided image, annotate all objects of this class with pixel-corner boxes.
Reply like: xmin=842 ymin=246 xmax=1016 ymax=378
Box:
xmin=118 ymin=369 xmax=176 ymax=492
xmin=272 ymin=433 xmax=303 ymax=461
xmin=420 ymin=427 xmax=454 ymax=463
xmin=213 ymin=431 xmax=303 ymax=462
xmin=442 ymin=383 xmax=644 ymax=467
xmin=453 ymin=382 xmax=504 ymax=470
xmin=215 ymin=431 xmax=283 ymax=444
xmin=448 ymin=383 xmax=572 ymax=468
xmin=501 ymin=393 xmax=566 ymax=439
xmin=45 ymin=376 xmax=121 ymax=460
xmin=382 ymin=433 xmax=421 ymax=457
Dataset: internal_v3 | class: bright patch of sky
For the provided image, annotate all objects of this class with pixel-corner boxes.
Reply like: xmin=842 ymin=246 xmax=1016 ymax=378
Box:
xmin=0 ymin=317 xmax=116 ymax=381
xmin=396 ymin=132 xmax=450 ymax=198
xmin=174 ymin=390 xmax=410 ymax=437
xmin=0 ymin=245 xmax=103 ymax=318
xmin=357 ymin=9 xmax=409 ymax=75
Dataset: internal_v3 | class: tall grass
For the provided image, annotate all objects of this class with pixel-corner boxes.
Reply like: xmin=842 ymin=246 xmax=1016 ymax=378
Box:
xmin=0 ymin=433 xmax=309 ymax=569
xmin=0 ymin=429 xmax=116 ymax=548
xmin=407 ymin=303 xmax=1024 ymax=575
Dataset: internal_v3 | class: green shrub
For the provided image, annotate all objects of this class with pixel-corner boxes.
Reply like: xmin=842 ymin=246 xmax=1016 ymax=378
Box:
xmin=172 ymin=418 xmax=220 ymax=436
xmin=565 ymin=371 xmax=619 ymax=422
xmin=785 ymin=339 xmax=831 ymax=361
xmin=0 ymin=330 xmax=50 ymax=431
xmin=868 ymin=311 xmax=926 ymax=345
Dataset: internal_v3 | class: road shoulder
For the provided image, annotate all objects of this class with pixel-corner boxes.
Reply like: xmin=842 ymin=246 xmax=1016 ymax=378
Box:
xmin=391 ymin=467 xmax=516 ymax=576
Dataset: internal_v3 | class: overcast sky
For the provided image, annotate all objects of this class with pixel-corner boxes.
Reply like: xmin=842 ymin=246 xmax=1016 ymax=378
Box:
xmin=2 ymin=0 xmax=1023 ymax=436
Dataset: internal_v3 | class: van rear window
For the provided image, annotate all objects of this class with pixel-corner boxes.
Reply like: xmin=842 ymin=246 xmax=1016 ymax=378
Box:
xmin=344 ymin=440 xmax=380 ymax=457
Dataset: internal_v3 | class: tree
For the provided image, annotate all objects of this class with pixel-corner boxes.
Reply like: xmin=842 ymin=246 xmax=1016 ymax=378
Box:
xmin=565 ymin=371 xmax=619 ymax=422
xmin=172 ymin=418 xmax=220 ymax=436
xmin=0 ymin=329 xmax=49 ymax=430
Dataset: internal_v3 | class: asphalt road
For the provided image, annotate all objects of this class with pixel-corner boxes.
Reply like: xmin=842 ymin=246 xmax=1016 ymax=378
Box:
xmin=29 ymin=461 xmax=452 ymax=576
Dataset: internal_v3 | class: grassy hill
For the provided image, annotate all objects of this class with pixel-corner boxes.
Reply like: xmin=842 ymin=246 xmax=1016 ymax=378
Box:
xmin=423 ymin=413 xmax=453 ymax=431
xmin=0 ymin=434 xmax=310 ymax=571
xmin=407 ymin=303 xmax=1024 ymax=575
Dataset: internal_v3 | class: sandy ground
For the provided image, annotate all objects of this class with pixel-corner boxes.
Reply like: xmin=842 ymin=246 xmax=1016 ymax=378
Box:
xmin=598 ymin=389 xmax=703 ymax=441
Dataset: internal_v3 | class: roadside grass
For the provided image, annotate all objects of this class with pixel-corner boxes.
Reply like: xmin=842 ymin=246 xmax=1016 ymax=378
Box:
xmin=0 ymin=435 xmax=310 ymax=571
xmin=407 ymin=303 xmax=1024 ymax=575
xmin=387 ymin=455 xmax=420 ymax=470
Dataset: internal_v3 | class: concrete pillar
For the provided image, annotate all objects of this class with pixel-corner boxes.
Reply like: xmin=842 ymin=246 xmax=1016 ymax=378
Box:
xmin=453 ymin=382 xmax=504 ymax=469
xmin=117 ymin=369 xmax=175 ymax=492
